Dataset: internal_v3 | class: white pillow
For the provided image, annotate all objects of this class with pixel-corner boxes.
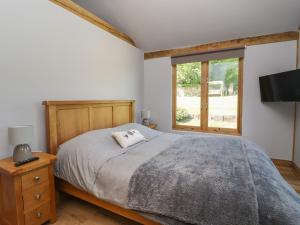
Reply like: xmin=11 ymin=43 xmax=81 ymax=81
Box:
xmin=112 ymin=129 xmax=146 ymax=148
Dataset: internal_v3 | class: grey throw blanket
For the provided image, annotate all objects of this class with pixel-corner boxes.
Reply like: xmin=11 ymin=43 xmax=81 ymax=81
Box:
xmin=127 ymin=136 xmax=300 ymax=225
xmin=246 ymin=142 xmax=300 ymax=225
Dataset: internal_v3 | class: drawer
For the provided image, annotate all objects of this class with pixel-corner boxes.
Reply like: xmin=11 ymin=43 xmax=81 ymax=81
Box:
xmin=24 ymin=202 xmax=50 ymax=225
xmin=23 ymin=182 xmax=50 ymax=212
xmin=22 ymin=167 xmax=49 ymax=191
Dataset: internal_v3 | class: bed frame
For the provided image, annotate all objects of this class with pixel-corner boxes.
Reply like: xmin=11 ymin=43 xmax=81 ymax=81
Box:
xmin=43 ymin=100 xmax=160 ymax=225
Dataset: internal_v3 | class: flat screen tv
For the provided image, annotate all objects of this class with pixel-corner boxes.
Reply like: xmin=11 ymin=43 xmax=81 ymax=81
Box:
xmin=259 ymin=69 xmax=300 ymax=102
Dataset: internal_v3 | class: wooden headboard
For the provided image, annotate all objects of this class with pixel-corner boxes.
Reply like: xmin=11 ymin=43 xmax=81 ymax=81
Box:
xmin=43 ymin=100 xmax=135 ymax=155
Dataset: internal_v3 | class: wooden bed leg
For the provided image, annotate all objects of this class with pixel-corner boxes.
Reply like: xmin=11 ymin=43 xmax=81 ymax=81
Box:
xmin=55 ymin=189 xmax=60 ymax=206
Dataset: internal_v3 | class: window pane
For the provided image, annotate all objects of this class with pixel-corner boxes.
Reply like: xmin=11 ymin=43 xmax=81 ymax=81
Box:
xmin=176 ymin=62 xmax=201 ymax=127
xmin=208 ymin=58 xmax=239 ymax=129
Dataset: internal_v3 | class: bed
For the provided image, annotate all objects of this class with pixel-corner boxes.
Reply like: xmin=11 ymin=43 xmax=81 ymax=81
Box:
xmin=43 ymin=100 xmax=300 ymax=225
xmin=43 ymin=100 xmax=162 ymax=224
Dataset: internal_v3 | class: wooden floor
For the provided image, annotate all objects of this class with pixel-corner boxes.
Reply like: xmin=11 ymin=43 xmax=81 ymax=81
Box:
xmin=277 ymin=165 xmax=300 ymax=193
xmin=51 ymin=194 xmax=139 ymax=225
xmin=49 ymin=165 xmax=300 ymax=225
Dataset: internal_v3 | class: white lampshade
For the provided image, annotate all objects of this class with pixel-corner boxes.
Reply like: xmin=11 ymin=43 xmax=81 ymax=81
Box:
xmin=141 ymin=110 xmax=151 ymax=119
xmin=8 ymin=125 xmax=33 ymax=145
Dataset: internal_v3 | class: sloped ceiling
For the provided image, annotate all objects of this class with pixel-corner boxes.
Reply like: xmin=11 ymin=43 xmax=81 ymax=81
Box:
xmin=73 ymin=0 xmax=300 ymax=52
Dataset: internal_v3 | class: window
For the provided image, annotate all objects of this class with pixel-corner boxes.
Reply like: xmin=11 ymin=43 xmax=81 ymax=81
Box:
xmin=172 ymin=49 xmax=243 ymax=135
xmin=175 ymin=62 xmax=201 ymax=127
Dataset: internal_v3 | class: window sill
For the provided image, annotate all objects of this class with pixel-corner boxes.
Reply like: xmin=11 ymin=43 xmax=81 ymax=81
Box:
xmin=172 ymin=126 xmax=241 ymax=136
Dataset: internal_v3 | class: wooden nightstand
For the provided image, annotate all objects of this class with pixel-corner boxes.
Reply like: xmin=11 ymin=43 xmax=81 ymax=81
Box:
xmin=0 ymin=152 xmax=57 ymax=225
xmin=147 ymin=123 xmax=157 ymax=129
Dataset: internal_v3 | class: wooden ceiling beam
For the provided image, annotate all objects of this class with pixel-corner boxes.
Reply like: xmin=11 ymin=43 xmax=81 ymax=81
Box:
xmin=50 ymin=0 xmax=136 ymax=47
xmin=144 ymin=31 xmax=299 ymax=60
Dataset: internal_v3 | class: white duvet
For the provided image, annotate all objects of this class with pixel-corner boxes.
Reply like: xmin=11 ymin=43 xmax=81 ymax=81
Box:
xmin=55 ymin=123 xmax=180 ymax=206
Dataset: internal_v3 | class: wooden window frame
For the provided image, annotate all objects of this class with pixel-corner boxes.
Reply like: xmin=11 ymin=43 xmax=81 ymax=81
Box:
xmin=172 ymin=58 xmax=244 ymax=135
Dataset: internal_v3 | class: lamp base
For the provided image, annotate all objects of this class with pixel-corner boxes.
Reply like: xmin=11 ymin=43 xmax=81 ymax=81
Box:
xmin=142 ymin=119 xmax=150 ymax=126
xmin=13 ymin=144 xmax=32 ymax=162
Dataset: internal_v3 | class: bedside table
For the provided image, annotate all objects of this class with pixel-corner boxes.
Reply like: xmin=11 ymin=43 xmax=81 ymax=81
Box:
xmin=147 ymin=123 xmax=157 ymax=129
xmin=0 ymin=152 xmax=57 ymax=225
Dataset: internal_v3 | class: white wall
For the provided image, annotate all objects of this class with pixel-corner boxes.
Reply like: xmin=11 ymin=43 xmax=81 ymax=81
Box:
xmin=144 ymin=58 xmax=172 ymax=131
xmin=144 ymin=41 xmax=297 ymax=160
xmin=0 ymin=0 xmax=143 ymax=158
xmin=243 ymin=41 xmax=297 ymax=160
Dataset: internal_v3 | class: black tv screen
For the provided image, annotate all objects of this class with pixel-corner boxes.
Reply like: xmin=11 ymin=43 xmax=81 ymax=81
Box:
xmin=259 ymin=69 xmax=300 ymax=102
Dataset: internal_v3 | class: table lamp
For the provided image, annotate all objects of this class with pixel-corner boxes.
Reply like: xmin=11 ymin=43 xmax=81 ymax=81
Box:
xmin=8 ymin=125 xmax=33 ymax=162
xmin=141 ymin=110 xmax=151 ymax=126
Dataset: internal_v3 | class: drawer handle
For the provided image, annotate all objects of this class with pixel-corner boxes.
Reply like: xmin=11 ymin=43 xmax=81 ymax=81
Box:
xmin=34 ymin=176 xmax=40 ymax=182
xmin=35 ymin=194 xmax=41 ymax=200
xmin=36 ymin=212 xmax=42 ymax=218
